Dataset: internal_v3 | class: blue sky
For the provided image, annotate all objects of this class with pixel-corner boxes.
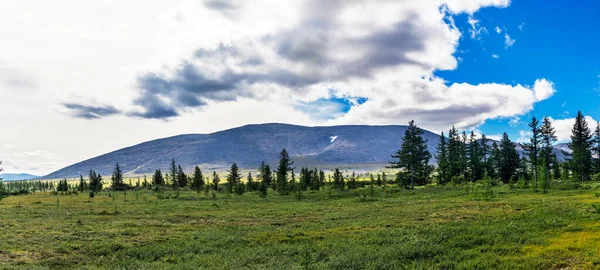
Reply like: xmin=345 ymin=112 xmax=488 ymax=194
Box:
xmin=438 ymin=0 xmax=600 ymax=140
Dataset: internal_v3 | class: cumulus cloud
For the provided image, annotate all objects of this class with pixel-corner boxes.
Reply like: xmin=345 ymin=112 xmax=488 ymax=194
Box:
xmin=113 ymin=0 xmax=548 ymax=134
xmin=549 ymin=115 xmax=598 ymax=142
xmin=63 ymin=103 xmax=120 ymax=119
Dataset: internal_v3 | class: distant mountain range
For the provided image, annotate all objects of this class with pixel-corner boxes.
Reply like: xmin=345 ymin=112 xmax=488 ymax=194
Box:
xmin=42 ymin=123 xmax=570 ymax=179
xmin=1 ymin=173 xmax=40 ymax=181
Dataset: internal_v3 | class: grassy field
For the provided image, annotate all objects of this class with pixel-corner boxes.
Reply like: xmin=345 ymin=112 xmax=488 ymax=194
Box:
xmin=2 ymin=183 xmax=600 ymax=269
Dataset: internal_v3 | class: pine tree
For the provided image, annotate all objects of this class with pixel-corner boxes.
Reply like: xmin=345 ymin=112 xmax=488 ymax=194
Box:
xmin=246 ymin=172 xmax=255 ymax=191
xmin=227 ymin=163 xmax=241 ymax=193
xmin=299 ymin=167 xmax=311 ymax=191
xmin=390 ymin=120 xmax=432 ymax=189
xmin=152 ymin=169 xmax=164 ymax=186
xmin=259 ymin=162 xmax=273 ymax=189
xmin=347 ymin=172 xmax=357 ymax=189
xmin=212 ymin=171 xmax=220 ymax=191
xmin=89 ymin=169 xmax=103 ymax=192
xmin=592 ymin=121 xmax=600 ymax=174
xmin=460 ymin=131 xmax=469 ymax=180
xmin=448 ymin=126 xmax=461 ymax=178
xmin=498 ymin=133 xmax=520 ymax=184
xmin=566 ymin=111 xmax=593 ymax=182
xmin=191 ymin=166 xmax=204 ymax=193
xmin=488 ymin=142 xmax=500 ymax=179
xmin=110 ymin=162 xmax=125 ymax=191
xmin=540 ymin=116 xmax=557 ymax=186
xmin=276 ymin=149 xmax=294 ymax=195
xmin=522 ymin=117 xmax=542 ymax=188
xmin=78 ymin=175 xmax=87 ymax=192
xmin=170 ymin=158 xmax=178 ymax=187
xmin=332 ymin=168 xmax=344 ymax=190
xmin=435 ymin=132 xmax=450 ymax=185
xmin=176 ymin=165 xmax=187 ymax=188
xmin=468 ymin=131 xmax=484 ymax=182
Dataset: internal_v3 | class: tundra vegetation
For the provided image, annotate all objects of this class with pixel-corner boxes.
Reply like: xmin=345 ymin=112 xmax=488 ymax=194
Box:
xmin=2 ymin=111 xmax=600 ymax=269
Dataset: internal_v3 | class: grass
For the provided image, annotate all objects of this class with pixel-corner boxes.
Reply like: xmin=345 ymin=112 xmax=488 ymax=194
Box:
xmin=2 ymin=184 xmax=600 ymax=269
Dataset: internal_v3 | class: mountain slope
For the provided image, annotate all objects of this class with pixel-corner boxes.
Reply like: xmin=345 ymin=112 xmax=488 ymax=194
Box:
xmin=43 ymin=123 xmax=569 ymax=179
xmin=44 ymin=124 xmax=442 ymax=179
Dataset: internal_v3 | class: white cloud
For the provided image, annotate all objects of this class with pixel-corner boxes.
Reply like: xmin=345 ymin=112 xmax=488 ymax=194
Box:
xmin=495 ymin=26 xmax=503 ymax=34
xmin=509 ymin=117 xmax=521 ymax=127
xmin=468 ymin=15 xmax=488 ymax=39
xmin=518 ymin=22 xmax=525 ymax=31
xmin=549 ymin=116 xmax=598 ymax=142
xmin=517 ymin=130 xmax=533 ymax=143
xmin=533 ymin=78 xmax=556 ymax=101
xmin=492 ymin=54 xmax=500 ymax=58
xmin=504 ymin=33 xmax=516 ymax=48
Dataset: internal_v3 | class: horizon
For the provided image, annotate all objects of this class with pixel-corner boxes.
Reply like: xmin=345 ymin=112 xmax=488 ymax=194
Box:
xmin=2 ymin=0 xmax=600 ymax=175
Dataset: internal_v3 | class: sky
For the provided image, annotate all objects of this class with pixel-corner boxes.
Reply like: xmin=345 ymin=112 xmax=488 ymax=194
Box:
xmin=1 ymin=0 xmax=599 ymax=175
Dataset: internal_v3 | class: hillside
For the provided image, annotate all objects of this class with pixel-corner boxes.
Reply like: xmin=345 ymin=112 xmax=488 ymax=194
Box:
xmin=43 ymin=123 xmax=568 ymax=179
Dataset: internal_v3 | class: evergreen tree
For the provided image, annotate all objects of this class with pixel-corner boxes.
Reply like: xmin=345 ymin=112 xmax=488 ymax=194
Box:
xmin=191 ymin=166 xmax=204 ymax=193
xmin=540 ymin=116 xmax=557 ymax=186
xmin=170 ymin=158 xmax=178 ymax=187
xmin=176 ymin=165 xmax=187 ymax=188
xmin=332 ymin=168 xmax=344 ymax=190
xmin=212 ymin=171 xmax=220 ymax=191
xmin=78 ymin=175 xmax=87 ymax=192
xmin=376 ymin=173 xmax=382 ymax=186
xmin=111 ymin=162 xmax=125 ymax=191
xmin=468 ymin=131 xmax=484 ymax=182
xmin=592 ymin=121 xmax=600 ymax=174
xmin=522 ymin=117 xmax=542 ymax=188
xmin=487 ymin=142 xmax=500 ymax=179
xmin=347 ymin=172 xmax=357 ymax=189
xmin=435 ymin=132 xmax=450 ymax=185
xmin=299 ymin=167 xmax=311 ymax=191
xmin=246 ymin=172 xmax=255 ymax=191
xmin=259 ymin=161 xmax=273 ymax=189
xmin=276 ymin=149 xmax=294 ymax=195
xmin=498 ymin=133 xmax=520 ymax=184
xmin=390 ymin=120 xmax=432 ymax=189
xmin=448 ymin=126 xmax=461 ymax=177
xmin=227 ymin=163 xmax=241 ymax=193
xmin=460 ymin=131 xmax=469 ymax=180
xmin=566 ymin=111 xmax=593 ymax=182
xmin=152 ymin=169 xmax=164 ymax=186
xmin=89 ymin=169 xmax=103 ymax=192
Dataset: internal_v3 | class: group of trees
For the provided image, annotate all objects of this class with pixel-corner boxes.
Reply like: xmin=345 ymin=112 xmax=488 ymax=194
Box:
xmin=6 ymin=110 xmax=600 ymax=196
xmin=392 ymin=110 xmax=600 ymax=190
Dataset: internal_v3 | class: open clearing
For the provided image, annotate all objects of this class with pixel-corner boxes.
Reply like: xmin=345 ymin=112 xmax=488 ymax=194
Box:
xmin=2 ymin=185 xmax=600 ymax=269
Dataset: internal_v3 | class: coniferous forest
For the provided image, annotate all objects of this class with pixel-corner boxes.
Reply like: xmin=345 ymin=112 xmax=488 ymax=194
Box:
xmin=2 ymin=111 xmax=600 ymax=268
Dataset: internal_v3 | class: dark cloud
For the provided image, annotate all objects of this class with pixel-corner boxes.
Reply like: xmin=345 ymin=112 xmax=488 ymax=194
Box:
xmin=131 ymin=3 xmax=429 ymax=119
xmin=63 ymin=103 xmax=120 ymax=119
xmin=203 ymin=0 xmax=240 ymax=17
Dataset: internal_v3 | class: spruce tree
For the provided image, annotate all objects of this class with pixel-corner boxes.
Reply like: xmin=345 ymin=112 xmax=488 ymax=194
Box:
xmin=276 ymin=149 xmax=294 ymax=195
xmin=111 ymin=162 xmax=125 ymax=191
xmin=212 ymin=171 xmax=220 ymax=191
xmin=78 ymin=175 xmax=87 ymax=192
xmin=488 ymin=142 xmax=500 ymax=179
xmin=540 ymin=116 xmax=557 ymax=186
xmin=152 ymin=169 xmax=164 ymax=186
xmin=498 ymin=133 xmax=520 ymax=184
xmin=191 ymin=166 xmax=204 ymax=193
xmin=448 ymin=126 xmax=461 ymax=177
xmin=332 ymin=168 xmax=344 ymax=190
xmin=246 ymin=172 xmax=255 ymax=191
xmin=227 ymin=163 xmax=241 ymax=193
xmin=592 ymin=122 xmax=600 ymax=174
xmin=176 ymin=165 xmax=187 ymax=188
xmin=390 ymin=120 xmax=432 ymax=189
xmin=522 ymin=117 xmax=542 ymax=188
xmin=170 ymin=158 xmax=178 ymax=187
xmin=435 ymin=132 xmax=450 ymax=185
xmin=259 ymin=161 xmax=273 ymax=189
xmin=567 ymin=111 xmax=593 ymax=182
xmin=468 ymin=131 xmax=483 ymax=182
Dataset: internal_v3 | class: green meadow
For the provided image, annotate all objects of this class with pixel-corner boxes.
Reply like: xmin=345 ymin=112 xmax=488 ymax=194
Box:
xmin=2 ymin=182 xmax=600 ymax=269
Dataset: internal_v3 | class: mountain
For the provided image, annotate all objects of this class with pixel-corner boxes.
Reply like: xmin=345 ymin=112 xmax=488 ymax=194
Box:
xmin=42 ymin=123 xmax=570 ymax=179
xmin=44 ymin=124 xmax=441 ymax=179
xmin=0 ymin=173 xmax=40 ymax=181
